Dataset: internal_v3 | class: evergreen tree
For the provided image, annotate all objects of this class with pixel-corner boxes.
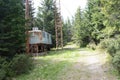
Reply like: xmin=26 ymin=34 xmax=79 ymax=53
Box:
xmin=36 ymin=0 xmax=55 ymax=46
xmin=101 ymin=0 xmax=120 ymax=38
xmin=73 ymin=7 xmax=81 ymax=46
xmin=73 ymin=7 xmax=90 ymax=47
xmin=29 ymin=0 xmax=35 ymax=28
xmin=36 ymin=0 xmax=55 ymax=32
xmin=0 ymin=0 xmax=25 ymax=57
xmin=87 ymin=0 xmax=105 ymax=44
xmin=63 ymin=18 xmax=72 ymax=45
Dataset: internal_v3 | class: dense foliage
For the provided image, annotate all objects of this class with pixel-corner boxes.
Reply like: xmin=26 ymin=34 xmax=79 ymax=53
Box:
xmin=0 ymin=0 xmax=34 ymax=79
xmin=72 ymin=0 xmax=105 ymax=47
xmin=0 ymin=57 xmax=9 ymax=80
xmin=0 ymin=54 xmax=33 ymax=80
xmin=0 ymin=0 xmax=25 ymax=57
xmin=10 ymin=54 xmax=33 ymax=76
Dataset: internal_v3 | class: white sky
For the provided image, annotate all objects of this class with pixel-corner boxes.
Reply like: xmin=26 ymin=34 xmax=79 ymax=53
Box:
xmin=33 ymin=0 xmax=87 ymax=20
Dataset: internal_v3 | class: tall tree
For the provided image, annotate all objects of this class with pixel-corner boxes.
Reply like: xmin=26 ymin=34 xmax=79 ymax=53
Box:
xmin=29 ymin=0 xmax=35 ymax=28
xmin=101 ymin=0 xmax=120 ymax=38
xmin=73 ymin=7 xmax=90 ymax=47
xmin=0 ymin=0 xmax=25 ymax=57
xmin=87 ymin=0 xmax=105 ymax=44
xmin=73 ymin=7 xmax=82 ymax=46
xmin=63 ymin=18 xmax=72 ymax=45
xmin=36 ymin=0 xmax=55 ymax=46
xmin=36 ymin=0 xmax=55 ymax=32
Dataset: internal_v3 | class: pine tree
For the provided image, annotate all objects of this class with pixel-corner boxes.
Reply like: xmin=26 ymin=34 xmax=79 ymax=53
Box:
xmin=29 ymin=0 xmax=35 ymax=28
xmin=101 ymin=0 xmax=120 ymax=38
xmin=73 ymin=7 xmax=82 ymax=46
xmin=36 ymin=0 xmax=55 ymax=46
xmin=73 ymin=7 xmax=90 ymax=47
xmin=63 ymin=18 xmax=72 ymax=45
xmin=0 ymin=0 xmax=25 ymax=57
xmin=87 ymin=0 xmax=105 ymax=44
xmin=73 ymin=7 xmax=81 ymax=45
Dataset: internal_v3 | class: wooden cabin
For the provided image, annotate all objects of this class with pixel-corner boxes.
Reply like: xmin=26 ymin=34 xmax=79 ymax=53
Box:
xmin=28 ymin=27 xmax=52 ymax=53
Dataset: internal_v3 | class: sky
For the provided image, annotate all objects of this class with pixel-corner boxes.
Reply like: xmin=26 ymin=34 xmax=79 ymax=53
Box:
xmin=33 ymin=0 xmax=87 ymax=20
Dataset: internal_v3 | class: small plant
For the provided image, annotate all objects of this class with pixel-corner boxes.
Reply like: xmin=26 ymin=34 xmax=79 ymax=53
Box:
xmin=0 ymin=57 xmax=9 ymax=80
xmin=98 ymin=39 xmax=119 ymax=57
xmin=10 ymin=54 xmax=34 ymax=76
xmin=112 ymin=51 xmax=120 ymax=73
xmin=0 ymin=54 xmax=34 ymax=80
xmin=87 ymin=42 xmax=96 ymax=50
xmin=98 ymin=39 xmax=109 ymax=49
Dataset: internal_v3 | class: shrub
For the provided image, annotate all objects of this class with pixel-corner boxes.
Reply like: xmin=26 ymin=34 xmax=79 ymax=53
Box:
xmin=0 ymin=69 xmax=6 ymax=80
xmin=98 ymin=39 xmax=109 ymax=49
xmin=98 ymin=36 xmax=120 ymax=73
xmin=0 ymin=54 xmax=34 ymax=80
xmin=0 ymin=57 xmax=9 ymax=80
xmin=112 ymin=51 xmax=120 ymax=73
xmin=98 ymin=39 xmax=119 ymax=57
xmin=10 ymin=54 xmax=34 ymax=76
xmin=87 ymin=42 xmax=96 ymax=50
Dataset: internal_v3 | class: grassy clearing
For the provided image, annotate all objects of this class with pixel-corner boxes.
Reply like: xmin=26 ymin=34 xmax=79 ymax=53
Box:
xmin=15 ymin=44 xmax=117 ymax=80
xmin=15 ymin=47 xmax=83 ymax=80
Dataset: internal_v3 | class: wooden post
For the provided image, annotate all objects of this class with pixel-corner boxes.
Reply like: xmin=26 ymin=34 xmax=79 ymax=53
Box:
xmin=25 ymin=0 xmax=30 ymax=54
xmin=54 ymin=0 xmax=63 ymax=49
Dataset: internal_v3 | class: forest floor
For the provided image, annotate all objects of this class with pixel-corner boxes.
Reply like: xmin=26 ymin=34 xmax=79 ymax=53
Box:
xmin=15 ymin=43 xmax=118 ymax=80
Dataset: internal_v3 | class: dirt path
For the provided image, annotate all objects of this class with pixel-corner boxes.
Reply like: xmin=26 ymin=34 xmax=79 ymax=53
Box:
xmin=58 ymin=49 xmax=117 ymax=80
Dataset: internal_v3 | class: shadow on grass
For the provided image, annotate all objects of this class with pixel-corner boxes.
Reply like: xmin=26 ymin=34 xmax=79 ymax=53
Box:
xmin=45 ymin=47 xmax=79 ymax=56
xmin=44 ymin=47 xmax=95 ymax=58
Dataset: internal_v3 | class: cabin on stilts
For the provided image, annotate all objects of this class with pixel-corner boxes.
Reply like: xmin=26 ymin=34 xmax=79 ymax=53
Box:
xmin=28 ymin=27 xmax=52 ymax=54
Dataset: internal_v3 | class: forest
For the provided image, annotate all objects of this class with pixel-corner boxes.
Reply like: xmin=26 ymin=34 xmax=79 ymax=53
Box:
xmin=0 ymin=0 xmax=120 ymax=80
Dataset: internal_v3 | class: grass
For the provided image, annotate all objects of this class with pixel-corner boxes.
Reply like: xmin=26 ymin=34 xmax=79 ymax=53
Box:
xmin=14 ymin=44 xmax=118 ymax=80
xmin=15 ymin=57 xmax=69 ymax=80
xmin=15 ymin=47 xmax=82 ymax=80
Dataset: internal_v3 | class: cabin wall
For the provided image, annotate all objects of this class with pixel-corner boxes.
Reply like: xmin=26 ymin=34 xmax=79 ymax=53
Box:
xmin=28 ymin=28 xmax=52 ymax=53
xmin=29 ymin=31 xmax=52 ymax=45
xmin=29 ymin=32 xmax=42 ymax=44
